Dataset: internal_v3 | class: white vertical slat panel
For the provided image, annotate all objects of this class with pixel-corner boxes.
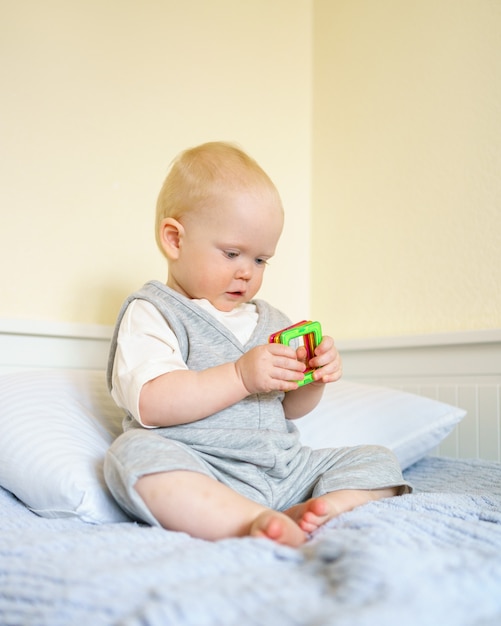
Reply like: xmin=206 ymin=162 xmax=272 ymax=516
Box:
xmin=457 ymin=386 xmax=480 ymax=459
xmin=477 ymin=385 xmax=501 ymax=461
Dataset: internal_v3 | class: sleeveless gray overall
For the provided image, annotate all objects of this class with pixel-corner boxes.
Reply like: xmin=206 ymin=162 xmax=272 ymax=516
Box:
xmin=104 ymin=281 xmax=408 ymax=526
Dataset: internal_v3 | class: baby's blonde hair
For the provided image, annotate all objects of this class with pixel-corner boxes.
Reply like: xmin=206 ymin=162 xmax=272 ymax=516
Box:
xmin=155 ymin=141 xmax=282 ymax=254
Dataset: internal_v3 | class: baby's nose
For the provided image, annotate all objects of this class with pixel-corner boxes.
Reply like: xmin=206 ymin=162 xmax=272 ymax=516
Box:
xmin=236 ymin=261 xmax=252 ymax=279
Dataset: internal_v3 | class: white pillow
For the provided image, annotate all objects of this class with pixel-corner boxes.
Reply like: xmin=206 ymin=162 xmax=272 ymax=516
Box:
xmin=0 ymin=369 xmax=130 ymax=523
xmin=296 ymin=379 xmax=466 ymax=469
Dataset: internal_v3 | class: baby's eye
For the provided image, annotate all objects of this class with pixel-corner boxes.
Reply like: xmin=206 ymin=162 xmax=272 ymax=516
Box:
xmin=224 ymin=250 xmax=239 ymax=259
xmin=255 ymin=257 xmax=268 ymax=266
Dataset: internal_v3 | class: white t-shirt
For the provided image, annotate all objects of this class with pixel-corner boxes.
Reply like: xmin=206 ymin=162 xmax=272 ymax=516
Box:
xmin=111 ymin=297 xmax=259 ymax=425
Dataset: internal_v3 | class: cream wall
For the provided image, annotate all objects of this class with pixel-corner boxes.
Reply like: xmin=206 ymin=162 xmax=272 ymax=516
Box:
xmin=312 ymin=0 xmax=501 ymax=338
xmin=3 ymin=1 xmax=501 ymax=340
xmin=0 ymin=1 xmax=312 ymax=325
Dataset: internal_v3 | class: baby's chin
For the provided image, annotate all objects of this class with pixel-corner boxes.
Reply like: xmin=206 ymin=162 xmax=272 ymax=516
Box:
xmin=214 ymin=292 xmax=249 ymax=312
xmin=190 ymin=294 xmax=244 ymax=313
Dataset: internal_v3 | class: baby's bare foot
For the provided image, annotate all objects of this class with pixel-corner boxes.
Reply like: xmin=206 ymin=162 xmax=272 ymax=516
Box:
xmin=285 ymin=497 xmax=334 ymax=534
xmin=249 ymin=510 xmax=306 ymax=547
xmin=286 ymin=488 xmax=401 ymax=534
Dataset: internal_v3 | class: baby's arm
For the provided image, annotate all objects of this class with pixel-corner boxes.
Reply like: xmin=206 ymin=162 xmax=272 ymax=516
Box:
xmin=282 ymin=335 xmax=342 ymax=420
xmin=139 ymin=342 xmax=306 ymax=427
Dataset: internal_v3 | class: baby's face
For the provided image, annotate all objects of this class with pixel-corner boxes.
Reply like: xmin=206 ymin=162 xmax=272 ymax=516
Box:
xmin=167 ymin=189 xmax=283 ymax=311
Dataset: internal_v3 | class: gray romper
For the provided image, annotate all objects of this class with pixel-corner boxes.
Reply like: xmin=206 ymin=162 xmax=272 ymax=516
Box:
xmin=104 ymin=281 xmax=409 ymax=526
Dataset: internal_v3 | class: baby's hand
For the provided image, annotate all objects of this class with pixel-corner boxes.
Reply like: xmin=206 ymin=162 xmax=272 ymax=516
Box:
xmin=235 ymin=343 xmax=306 ymax=395
xmin=304 ymin=335 xmax=342 ymax=385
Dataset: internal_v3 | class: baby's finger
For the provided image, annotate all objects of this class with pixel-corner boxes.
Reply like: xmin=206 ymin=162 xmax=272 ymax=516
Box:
xmin=267 ymin=342 xmax=298 ymax=360
xmin=295 ymin=345 xmax=308 ymax=364
xmin=310 ymin=343 xmax=337 ymax=369
xmin=313 ymin=356 xmax=343 ymax=383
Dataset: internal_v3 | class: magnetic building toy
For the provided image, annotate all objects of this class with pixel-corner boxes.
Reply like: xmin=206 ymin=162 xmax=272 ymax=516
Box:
xmin=269 ymin=320 xmax=322 ymax=387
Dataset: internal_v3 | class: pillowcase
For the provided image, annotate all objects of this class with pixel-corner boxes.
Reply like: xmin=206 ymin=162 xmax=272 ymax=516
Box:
xmin=296 ymin=379 xmax=466 ymax=469
xmin=0 ymin=370 xmax=465 ymax=524
xmin=0 ymin=369 xmax=131 ymax=524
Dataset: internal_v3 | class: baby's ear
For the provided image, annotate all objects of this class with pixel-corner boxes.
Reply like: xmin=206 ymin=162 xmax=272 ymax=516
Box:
xmin=159 ymin=218 xmax=184 ymax=259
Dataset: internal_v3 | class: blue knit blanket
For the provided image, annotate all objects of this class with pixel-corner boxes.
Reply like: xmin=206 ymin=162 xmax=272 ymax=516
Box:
xmin=1 ymin=456 xmax=501 ymax=626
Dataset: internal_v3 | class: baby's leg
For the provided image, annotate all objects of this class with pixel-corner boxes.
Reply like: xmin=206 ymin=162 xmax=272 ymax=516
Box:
xmin=285 ymin=487 xmax=399 ymax=534
xmin=135 ymin=470 xmax=307 ymax=546
xmin=282 ymin=444 xmax=411 ymax=534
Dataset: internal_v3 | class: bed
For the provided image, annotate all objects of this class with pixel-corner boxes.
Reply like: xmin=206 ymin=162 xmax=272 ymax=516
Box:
xmin=1 ymin=321 xmax=501 ymax=626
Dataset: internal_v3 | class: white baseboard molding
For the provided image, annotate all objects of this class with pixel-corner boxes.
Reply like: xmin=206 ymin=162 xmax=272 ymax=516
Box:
xmin=0 ymin=318 xmax=113 ymax=373
xmin=337 ymin=329 xmax=501 ymax=380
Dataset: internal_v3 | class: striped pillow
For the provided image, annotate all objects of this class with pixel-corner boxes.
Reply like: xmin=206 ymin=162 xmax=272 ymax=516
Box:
xmin=0 ymin=369 xmax=130 ymax=523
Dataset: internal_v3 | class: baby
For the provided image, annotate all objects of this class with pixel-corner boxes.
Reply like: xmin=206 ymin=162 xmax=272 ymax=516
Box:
xmin=104 ymin=141 xmax=409 ymax=546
